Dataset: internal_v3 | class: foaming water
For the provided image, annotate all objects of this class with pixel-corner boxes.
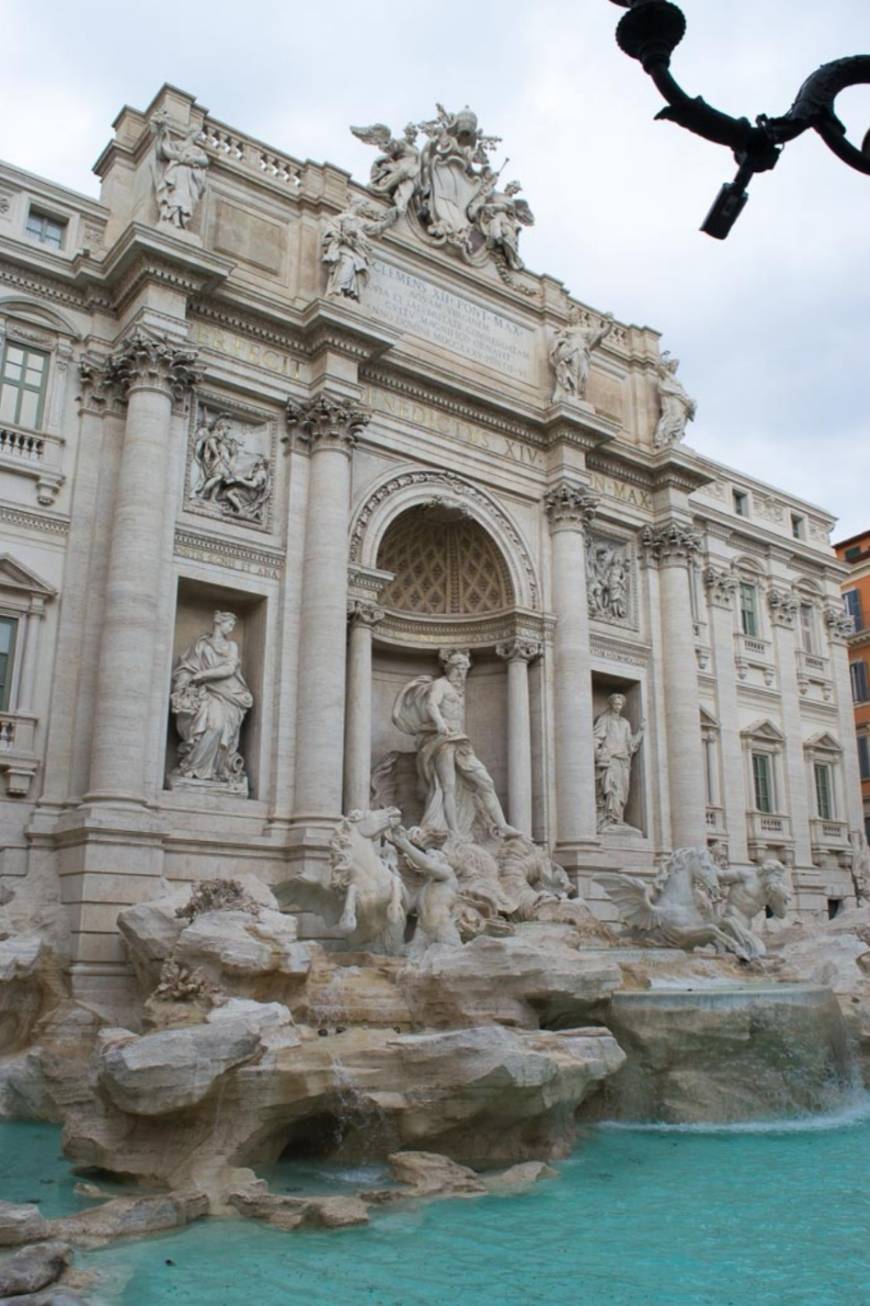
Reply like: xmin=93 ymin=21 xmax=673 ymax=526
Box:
xmin=599 ymin=1090 xmax=870 ymax=1136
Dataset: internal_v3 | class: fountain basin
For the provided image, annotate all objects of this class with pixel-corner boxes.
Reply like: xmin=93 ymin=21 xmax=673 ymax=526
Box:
xmin=588 ymin=982 xmax=852 ymax=1124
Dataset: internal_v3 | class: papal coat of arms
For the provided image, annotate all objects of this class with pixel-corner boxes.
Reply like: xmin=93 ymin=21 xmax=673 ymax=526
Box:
xmin=350 ymin=104 xmax=534 ymax=287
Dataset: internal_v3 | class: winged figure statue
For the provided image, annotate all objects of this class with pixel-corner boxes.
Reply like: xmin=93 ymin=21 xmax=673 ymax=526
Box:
xmin=350 ymin=122 xmax=420 ymax=217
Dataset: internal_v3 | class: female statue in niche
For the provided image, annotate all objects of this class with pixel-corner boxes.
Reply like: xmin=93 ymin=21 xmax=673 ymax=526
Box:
xmin=151 ymin=111 xmax=209 ymax=231
xmin=169 ymin=610 xmax=253 ymax=795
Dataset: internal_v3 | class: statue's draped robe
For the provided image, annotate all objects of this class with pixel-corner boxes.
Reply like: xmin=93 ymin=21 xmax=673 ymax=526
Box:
xmin=392 ymin=676 xmax=478 ymax=836
xmin=172 ymin=636 xmax=253 ymax=780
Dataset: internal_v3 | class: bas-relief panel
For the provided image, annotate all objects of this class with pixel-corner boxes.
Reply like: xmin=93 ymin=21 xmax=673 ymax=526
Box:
xmin=365 ymin=257 xmax=538 ymax=384
xmin=185 ymin=394 xmax=277 ymax=534
xmin=587 ymin=533 xmax=636 ymax=630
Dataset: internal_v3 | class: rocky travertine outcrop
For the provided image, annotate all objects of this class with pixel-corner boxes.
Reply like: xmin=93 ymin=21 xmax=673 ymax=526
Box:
xmin=776 ymin=907 xmax=870 ymax=1080
xmin=0 ymin=1192 xmax=208 ymax=1250
xmin=62 ymin=1015 xmax=623 ymax=1203
xmin=0 ymin=1239 xmax=71 ymax=1295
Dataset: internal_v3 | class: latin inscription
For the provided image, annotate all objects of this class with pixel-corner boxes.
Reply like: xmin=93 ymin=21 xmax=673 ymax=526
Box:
xmin=192 ymin=322 xmax=301 ymax=379
xmin=589 ymin=470 xmax=652 ymax=513
xmin=366 ymin=385 xmax=543 ymax=468
xmin=367 ymin=259 xmax=538 ymax=383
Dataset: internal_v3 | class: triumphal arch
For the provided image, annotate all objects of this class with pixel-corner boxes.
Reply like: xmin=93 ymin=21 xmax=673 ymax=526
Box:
xmin=0 ymin=85 xmax=862 ymax=1008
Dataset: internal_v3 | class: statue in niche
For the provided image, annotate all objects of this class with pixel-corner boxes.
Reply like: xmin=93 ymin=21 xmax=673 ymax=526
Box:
xmin=191 ymin=406 xmax=272 ymax=524
xmin=593 ymin=693 xmax=644 ymax=831
xmin=169 ymin=611 xmax=253 ymax=795
xmin=350 ymin=122 xmax=420 ymax=218
xmin=717 ymin=857 xmax=790 ymax=960
xmin=473 ymin=177 xmax=534 ymax=271
xmin=599 ymin=847 xmax=754 ymax=960
xmin=329 ymin=807 xmax=407 ymax=955
xmin=653 ymin=352 xmax=697 ymax=448
xmin=549 ymin=308 xmax=614 ymax=403
xmin=151 ymin=111 xmax=209 ymax=231
xmin=392 ymin=649 xmax=517 ymax=841
xmin=321 ymin=198 xmax=391 ymax=300
xmin=587 ymin=541 xmax=630 ymax=622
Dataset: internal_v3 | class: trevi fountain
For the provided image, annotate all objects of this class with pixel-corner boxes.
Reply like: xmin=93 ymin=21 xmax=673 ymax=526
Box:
xmin=0 ymin=89 xmax=867 ymax=1304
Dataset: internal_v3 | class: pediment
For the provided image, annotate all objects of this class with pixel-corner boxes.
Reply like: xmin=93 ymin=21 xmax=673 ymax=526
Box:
xmin=0 ymin=555 xmax=56 ymax=598
xmin=741 ymin=718 xmax=785 ymax=743
xmin=804 ymin=731 xmax=842 ymax=754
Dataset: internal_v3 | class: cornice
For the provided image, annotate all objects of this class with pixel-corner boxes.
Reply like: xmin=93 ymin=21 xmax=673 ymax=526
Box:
xmin=375 ymin=606 xmax=555 ymax=651
xmin=298 ymin=298 xmax=398 ymax=364
xmin=0 ymin=503 xmax=70 ymax=538
xmin=173 ymin=527 xmax=284 ymax=579
xmin=363 ymin=364 xmax=536 ymax=445
xmin=189 ymin=298 xmax=307 ymax=362
xmin=86 ymin=223 xmax=234 ymax=314
xmin=0 ymin=253 xmax=90 ymax=311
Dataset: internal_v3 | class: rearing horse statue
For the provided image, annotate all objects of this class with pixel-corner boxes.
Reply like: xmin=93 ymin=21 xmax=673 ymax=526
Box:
xmin=598 ymin=846 xmax=752 ymax=961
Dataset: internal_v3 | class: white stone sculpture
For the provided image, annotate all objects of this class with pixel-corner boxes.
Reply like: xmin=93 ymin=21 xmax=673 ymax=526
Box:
xmin=389 ymin=826 xmax=463 ymax=953
xmin=168 ymin=611 xmax=253 ymax=795
xmin=350 ymin=122 xmax=420 ymax=218
xmin=587 ymin=540 xmax=630 ymax=623
xmin=321 ymin=198 xmax=389 ymax=301
xmin=653 ymin=352 xmax=697 ymax=448
xmin=593 ymin=694 xmax=644 ymax=832
xmin=191 ymin=405 xmax=272 ymax=524
xmin=549 ymin=309 xmax=614 ymax=403
xmin=416 ymin=103 xmax=500 ymax=247
xmin=850 ymin=829 xmax=870 ymax=904
xmin=473 ymin=178 xmax=534 ymax=271
xmin=598 ymin=847 xmax=753 ymax=959
xmin=392 ymin=649 xmax=516 ymax=840
xmin=151 ymin=111 xmax=209 ymax=231
xmin=329 ymin=807 xmax=407 ymax=954
xmin=717 ymin=857 xmax=790 ymax=960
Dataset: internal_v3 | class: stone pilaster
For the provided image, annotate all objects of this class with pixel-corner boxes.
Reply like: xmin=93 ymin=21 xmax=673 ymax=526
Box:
xmin=641 ymin=519 xmax=706 ymax=848
xmin=767 ymin=585 xmax=813 ymax=868
xmin=703 ymin=563 xmax=748 ymax=862
xmin=544 ymin=480 xmax=599 ymax=855
xmin=495 ymin=638 xmax=541 ymax=836
xmin=825 ymin=602 xmax=866 ymax=841
xmin=344 ymin=599 xmax=385 ymax=812
xmin=289 ymin=393 xmax=370 ymax=818
xmin=86 ymin=330 xmax=201 ymax=803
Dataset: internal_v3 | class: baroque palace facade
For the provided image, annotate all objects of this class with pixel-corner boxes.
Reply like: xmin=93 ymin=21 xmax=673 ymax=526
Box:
xmin=0 ymin=84 xmax=862 ymax=1009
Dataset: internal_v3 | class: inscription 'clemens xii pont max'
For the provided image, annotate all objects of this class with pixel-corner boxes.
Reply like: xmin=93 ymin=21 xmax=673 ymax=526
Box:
xmin=366 ymin=259 xmax=538 ymax=383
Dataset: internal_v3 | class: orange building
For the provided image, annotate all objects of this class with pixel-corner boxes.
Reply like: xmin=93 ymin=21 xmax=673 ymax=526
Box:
xmin=834 ymin=529 xmax=870 ymax=836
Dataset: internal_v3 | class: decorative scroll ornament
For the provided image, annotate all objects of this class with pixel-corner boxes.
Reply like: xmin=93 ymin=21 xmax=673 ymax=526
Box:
xmin=495 ymin=638 xmax=541 ymax=663
xmin=702 ymin=564 xmax=738 ymax=609
xmin=286 ymin=393 xmax=370 ymax=451
xmin=107 ymin=329 xmax=202 ymax=402
xmin=351 ymin=104 xmax=534 ymax=289
xmin=77 ymin=355 xmax=112 ymax=414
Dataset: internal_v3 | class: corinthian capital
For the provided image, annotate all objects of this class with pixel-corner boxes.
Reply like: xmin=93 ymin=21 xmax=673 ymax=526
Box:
xmin=543 ymin=480 xmax=598 ymax=533
xmin=496 ymin=637 xmax=542 ymax=663
xmin=77 ymin=353 xmax=112 ymax=415
xmin=702 ymin=563 xmax=738 ymax=609
xmin=107 ymin=329 xmax=201 ymax=402
xmin=286 ymin=392 xmax=370 ymax=453
xmin=767 ymin=586 xmax=799 ymax=628
xmin=347 ymin=598 xmax=385 ymax=627
xmin=640 ymin=519 xmax=702 ymax=566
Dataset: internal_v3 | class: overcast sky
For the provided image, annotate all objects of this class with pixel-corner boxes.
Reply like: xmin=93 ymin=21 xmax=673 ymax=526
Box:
xmin=4 ymin=1 xmax=868 ymax=538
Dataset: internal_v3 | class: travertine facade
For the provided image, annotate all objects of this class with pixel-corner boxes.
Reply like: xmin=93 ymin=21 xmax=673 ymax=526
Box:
xmin=0 ymin=84 xmax=862 ymax=1009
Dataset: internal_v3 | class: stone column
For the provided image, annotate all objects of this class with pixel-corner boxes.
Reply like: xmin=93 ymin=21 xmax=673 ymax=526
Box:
xmin=86 ymin=330 xmax=200 ymax=804
xmin=496 ymin=638 xmax=541 ymax=836
xmin=642 ymin=520 xmax=707 ymax=848
xmin=768 ymin=586 xmax=813 ymax=868
xmin=344 ymin=599 xmax=384 ymax=812
xmin=703 ymin=564 xmax=749 ymax=863
xmin=289 ymin=394 xmax=369 ymax=818
xmin=544 ymin=481 xmax=599 ymax=851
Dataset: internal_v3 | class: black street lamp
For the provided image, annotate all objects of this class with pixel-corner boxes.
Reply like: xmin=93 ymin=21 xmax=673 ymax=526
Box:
xmin=609 ymin=0 xmax=870 ymax=238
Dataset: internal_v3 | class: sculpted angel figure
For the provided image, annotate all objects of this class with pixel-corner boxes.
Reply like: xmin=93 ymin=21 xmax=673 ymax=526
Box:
xmin=475 ymin=178 xmax=534 ymax=270
xmin=653 ymin=352 xmax=697 ymax=448
xmin=392 ymin=649 xmax=517 ymax=840
xmin=350 ymin=122 xmax=420 ymax=217
xmin=549 ymin=308 xmax=614 ymax=403
xmin=169 ymin=611 xmax=253 ymax=793
xmin=322 ymin=198 xmax=388 ymax=300
xmin=151 ymin=111 xmax=209 ymax=230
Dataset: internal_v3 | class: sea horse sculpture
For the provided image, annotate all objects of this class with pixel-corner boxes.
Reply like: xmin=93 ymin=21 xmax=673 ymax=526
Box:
xmin=598 ymin=846 xmax=753 ymax=961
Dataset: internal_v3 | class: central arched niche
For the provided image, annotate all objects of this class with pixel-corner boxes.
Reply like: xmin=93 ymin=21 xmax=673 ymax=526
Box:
xmin=370 ymin=504 xmax=513 ymax=826
xmin=376 ymin=504 xmax=514 ymax=616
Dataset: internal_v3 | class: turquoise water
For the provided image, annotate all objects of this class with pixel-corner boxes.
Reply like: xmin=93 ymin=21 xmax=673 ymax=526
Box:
xmin=4 ymin=1109 xmax=870 ymax=1305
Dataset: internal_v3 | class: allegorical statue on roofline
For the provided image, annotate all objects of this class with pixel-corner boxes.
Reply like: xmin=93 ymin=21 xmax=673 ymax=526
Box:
xmin=351 ymin=103 xmax=534 ymax=288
